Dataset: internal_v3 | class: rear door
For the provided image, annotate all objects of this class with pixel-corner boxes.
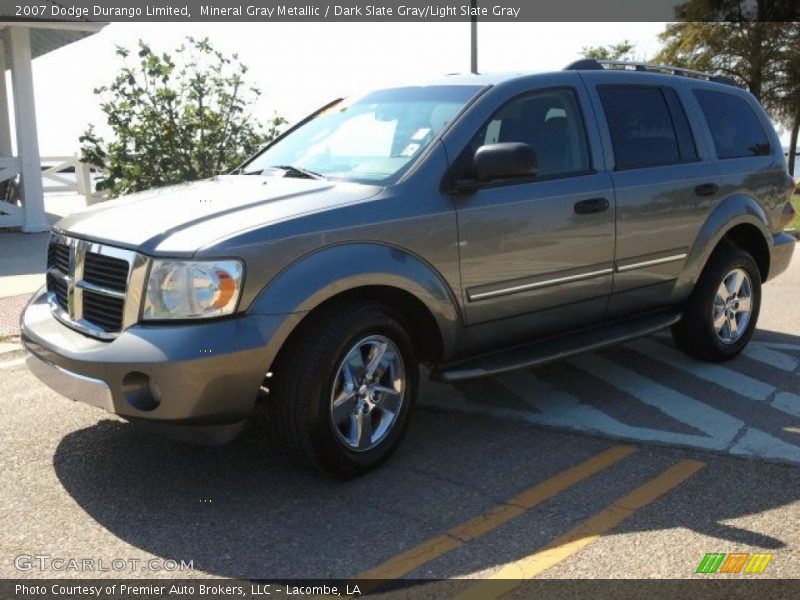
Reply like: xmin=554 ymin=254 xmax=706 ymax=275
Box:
xmin=581 ymin=73 xmax=721 ymax=316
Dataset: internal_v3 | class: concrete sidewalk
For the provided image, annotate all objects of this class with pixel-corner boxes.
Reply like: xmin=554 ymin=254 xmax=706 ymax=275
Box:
xmin=0 ymin=193 xmax=87 ymax=338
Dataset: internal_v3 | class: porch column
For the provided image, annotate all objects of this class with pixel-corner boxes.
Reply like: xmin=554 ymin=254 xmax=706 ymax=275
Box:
xmin=9 ymin=26 xmax=48 ymax=233
xmin=0 ymin=43 xmax=12 ymax=157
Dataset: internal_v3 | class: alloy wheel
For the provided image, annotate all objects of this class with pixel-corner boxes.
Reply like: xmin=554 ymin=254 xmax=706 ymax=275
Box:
xmin=712 ymin=267 xmax=753 ymax=344
xmin=329 ymin=335 xmax=406 ymax=451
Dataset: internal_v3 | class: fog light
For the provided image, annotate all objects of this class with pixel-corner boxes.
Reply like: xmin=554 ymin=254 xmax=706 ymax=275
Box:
xmin=122 ymin=372 xmax=160 ymax=412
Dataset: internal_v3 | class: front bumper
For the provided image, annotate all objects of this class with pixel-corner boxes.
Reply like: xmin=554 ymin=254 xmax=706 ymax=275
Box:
xmin=25 ymin=350 xmax=114 ymax=412
xmin=21 ymin=290 xmax=302 ymax=444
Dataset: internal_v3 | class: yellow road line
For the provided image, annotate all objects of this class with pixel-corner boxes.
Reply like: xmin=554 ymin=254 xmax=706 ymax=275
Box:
xmin=356 ymin=445 xmax=637 ymax=580
xmin=455 ymin=458 xmax=706 ymax=600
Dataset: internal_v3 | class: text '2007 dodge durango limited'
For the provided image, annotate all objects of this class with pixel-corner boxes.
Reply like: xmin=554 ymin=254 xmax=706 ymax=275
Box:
xmin=22 ymin=60 xmax=796 ymax=477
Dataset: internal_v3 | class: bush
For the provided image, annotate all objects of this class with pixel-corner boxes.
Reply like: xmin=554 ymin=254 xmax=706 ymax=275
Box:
xmin=81 ymin=37 xmax=286 ymax=197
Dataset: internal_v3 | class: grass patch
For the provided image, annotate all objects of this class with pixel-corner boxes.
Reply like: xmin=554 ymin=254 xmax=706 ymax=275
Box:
xmin=791 ymin=190 xmax=800 ymax=232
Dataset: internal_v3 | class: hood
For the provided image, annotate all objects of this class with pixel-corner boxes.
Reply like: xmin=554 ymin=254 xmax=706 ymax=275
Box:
xmin=55 ymin=175 xmax=382 ymax=255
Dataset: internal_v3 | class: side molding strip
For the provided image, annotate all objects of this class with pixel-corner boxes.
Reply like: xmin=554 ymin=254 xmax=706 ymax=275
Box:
xmin=468 ymin=268 xmax=614 ymax=302
xmin=616 ymin=253 xmax=687 ymax=273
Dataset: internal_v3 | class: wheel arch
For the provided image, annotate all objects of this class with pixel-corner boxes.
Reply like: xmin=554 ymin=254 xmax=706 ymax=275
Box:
xmin=249 ymin=243 xmax=462 ymax=368
xmin=718 ymin=223 xmax=770 ymax=282
xmin=676 ymin=194 xmax=773 ymax=298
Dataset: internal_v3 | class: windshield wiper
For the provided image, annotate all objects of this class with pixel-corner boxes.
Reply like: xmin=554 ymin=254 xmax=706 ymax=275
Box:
xmin=267 ymin=165 xmax=326 ymax=180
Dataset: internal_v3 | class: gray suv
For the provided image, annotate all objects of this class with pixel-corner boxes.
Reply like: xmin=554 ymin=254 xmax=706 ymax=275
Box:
xmin=22 ymin=60 xmax=796 ymax=477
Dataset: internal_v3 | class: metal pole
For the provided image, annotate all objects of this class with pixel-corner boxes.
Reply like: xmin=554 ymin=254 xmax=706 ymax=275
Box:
xmin=470 ymin=0 xmax=478 ymax=74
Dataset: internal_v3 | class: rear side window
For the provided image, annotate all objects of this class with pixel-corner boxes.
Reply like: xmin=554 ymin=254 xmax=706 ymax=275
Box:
xmin=693 ymin=89 xmax=771 ymax=158
xmin=598 ymin=86 xmax=696 ymax=170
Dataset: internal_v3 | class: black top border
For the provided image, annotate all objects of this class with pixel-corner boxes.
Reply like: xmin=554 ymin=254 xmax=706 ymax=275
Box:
xmin=4 ymin=0 xmax=800 ymax=22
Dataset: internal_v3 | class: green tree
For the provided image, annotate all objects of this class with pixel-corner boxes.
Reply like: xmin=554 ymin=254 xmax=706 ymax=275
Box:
xmin=773 ymin=28 xmax=800 ymax=175
xmin=81 ymin=37 xmax=286 ymax=197
xmin=655 ymin=22 xmax=787 ymax=102
xmin=581 ymin=40 xmax=637 ymax=61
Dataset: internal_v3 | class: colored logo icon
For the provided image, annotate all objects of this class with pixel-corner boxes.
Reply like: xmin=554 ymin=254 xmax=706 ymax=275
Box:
xmin=696 ymin=552 xmax=773 ymax=574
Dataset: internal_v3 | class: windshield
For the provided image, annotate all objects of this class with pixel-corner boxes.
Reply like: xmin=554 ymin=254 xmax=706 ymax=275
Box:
xmin=242 ymin=85 xmax=482 ymax=184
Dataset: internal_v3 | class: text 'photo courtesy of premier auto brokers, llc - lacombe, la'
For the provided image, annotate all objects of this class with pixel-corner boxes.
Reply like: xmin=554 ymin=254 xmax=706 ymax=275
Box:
xmin=15 ymin=583 xmax=361 ymax=597
xmin=40 ymin=3 xmax=522 ymax=18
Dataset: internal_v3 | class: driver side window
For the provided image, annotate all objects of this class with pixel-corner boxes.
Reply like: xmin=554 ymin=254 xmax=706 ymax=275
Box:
xmin=468 ymin=88 xmax=591 ymax=179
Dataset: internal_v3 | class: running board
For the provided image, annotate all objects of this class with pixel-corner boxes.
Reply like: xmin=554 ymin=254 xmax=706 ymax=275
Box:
xmin=431 ymin=309 xmax=682 ymax=382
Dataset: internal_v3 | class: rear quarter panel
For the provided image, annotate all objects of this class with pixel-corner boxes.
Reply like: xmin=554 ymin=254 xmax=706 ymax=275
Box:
xmin=673 ymin=80 xmax=788 ymax=298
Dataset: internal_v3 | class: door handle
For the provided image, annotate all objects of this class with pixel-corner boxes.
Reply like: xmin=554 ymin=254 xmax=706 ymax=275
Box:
xmin=574 ymin=197 xmax=609 ymax=215
xmin=694 ymin=183 xmax=719 ymax=197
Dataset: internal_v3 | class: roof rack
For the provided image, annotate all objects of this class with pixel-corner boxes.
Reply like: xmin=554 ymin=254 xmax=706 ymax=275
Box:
xmin=564 ymin=59 xmax=738 ymax=87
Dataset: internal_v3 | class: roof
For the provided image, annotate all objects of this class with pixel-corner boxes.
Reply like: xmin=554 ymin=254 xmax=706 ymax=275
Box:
xmin=422 ymin=61 xmax=740 ymax=89
xmin=423 ymin=71 xmax=543 ymax=86
xmin=0 ymin=21 xmax=106 ymax=62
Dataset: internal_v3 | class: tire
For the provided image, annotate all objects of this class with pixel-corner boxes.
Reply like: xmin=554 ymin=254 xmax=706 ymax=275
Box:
xmin=672 ymin=246 xmax=761 ymax=362
xmin=267 ymin=301 xmax=418 ymax=478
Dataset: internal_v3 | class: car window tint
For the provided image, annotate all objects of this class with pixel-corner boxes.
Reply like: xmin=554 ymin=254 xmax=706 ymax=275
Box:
xmin=663 ymin=88 xmax=698 ymax=161
xmin=598 ymin=86 xmax=682 ymax=170
xmin=473 ymin=89 xmax=591 ymax=178
xmin=693 ymin=89 xmax=771 ymax=159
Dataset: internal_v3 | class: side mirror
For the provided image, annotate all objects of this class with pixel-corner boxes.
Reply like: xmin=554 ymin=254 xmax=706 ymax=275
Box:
xmin=474 ymin=142 xmax=539 ymax=182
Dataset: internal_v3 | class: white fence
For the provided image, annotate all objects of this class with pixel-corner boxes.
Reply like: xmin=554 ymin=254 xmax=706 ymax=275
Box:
xmin=41 ymin=155 xmax=109 ymax=204
xmin=0 ymin=156 xmax=24 ymax=228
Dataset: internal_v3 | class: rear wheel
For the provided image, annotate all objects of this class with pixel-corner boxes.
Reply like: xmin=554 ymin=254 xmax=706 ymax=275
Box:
xmin=267 ymin=302 xmax=418 ymax=478
xmin=672 ymin=247 xmax=761 ymax=361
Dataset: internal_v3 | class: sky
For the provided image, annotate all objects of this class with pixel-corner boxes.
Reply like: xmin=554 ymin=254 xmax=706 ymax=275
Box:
xmin=16 ymin=20 xmax=788 ymax=156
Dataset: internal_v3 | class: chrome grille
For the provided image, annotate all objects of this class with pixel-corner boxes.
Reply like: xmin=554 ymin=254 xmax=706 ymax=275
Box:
xmin=82 ymin=291 xmax=125 ymax=331
xmin=47 ymin=242 xmax=70 ymax=273
xmin=46 ymin=270 xmax=69 ymax=311
xmin=45 ymin=234 xmax=148 ymax=339
xmin=83 ymin=252 xmax=129 ymax=292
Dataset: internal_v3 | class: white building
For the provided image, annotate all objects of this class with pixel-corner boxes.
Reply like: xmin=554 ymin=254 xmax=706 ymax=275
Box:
xmin=0 ymin=20 xmax=106 ymax=232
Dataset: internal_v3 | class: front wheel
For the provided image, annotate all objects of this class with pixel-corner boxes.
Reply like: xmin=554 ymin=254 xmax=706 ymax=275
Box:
xmin=268 ymin=302 xmax=418 ymax=478
xmin=672 ymin=247 xmax=761 ymax=361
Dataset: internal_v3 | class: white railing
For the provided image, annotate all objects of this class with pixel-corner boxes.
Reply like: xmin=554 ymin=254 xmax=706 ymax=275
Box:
xmin=41 ymin=155 xmax=109 ymax=204
xmin=0 ymin=156 xmax=23 ymax=228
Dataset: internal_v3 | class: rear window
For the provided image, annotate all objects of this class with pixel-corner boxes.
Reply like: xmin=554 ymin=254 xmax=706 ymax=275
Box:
xmin=598 ymin=86 xmax=696 ymax=170
xmin=693 ymin=89 xmax=771 ymax=159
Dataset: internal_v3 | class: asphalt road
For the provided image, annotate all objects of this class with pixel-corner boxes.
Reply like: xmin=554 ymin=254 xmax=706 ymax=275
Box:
xmin=2 ymin=258 xmax=799 ymax=584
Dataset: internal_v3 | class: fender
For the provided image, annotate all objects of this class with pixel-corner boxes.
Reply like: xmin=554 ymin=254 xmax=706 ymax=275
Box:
xmin=673 ymin=193 xmax=772 ymax=300
xmin=248 ymin=243 xmax=462 ymax=359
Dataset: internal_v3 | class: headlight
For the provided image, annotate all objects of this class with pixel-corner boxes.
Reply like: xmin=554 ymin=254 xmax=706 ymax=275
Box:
xmin=143 ymin=259 xmax=244 ymax=320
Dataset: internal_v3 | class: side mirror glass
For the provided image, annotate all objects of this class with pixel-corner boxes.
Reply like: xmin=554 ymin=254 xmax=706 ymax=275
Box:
xmin=473 ymin=142 xmax=539 ymax=182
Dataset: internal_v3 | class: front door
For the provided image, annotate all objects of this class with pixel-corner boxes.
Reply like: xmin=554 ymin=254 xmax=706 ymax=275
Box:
xmin=454 ymin=87 xmax=615 ymax=329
